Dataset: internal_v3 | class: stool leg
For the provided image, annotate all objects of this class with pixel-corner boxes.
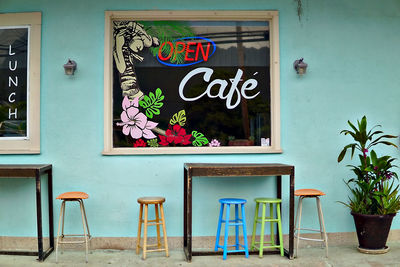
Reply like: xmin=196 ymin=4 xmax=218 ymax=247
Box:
xmin=241 ymin=203 xmax=249 ymax=258
xmin=276 ymin=203 xmax=284 ymax=256
xmin=81 ymin=200 xmax=91 ymax=253
xmin=79 ymin=200 xmax=89 ymax=263
xmin=223 ymin=204 xmax=230 ymax=260
xmin=61 ymin=201 xmax=66 ymax=239
xmin=316 ymin=197 xmax=328 ymax=257
xmin=295 ymin=196 xmax=304 ymax=258
xmin=160 ymin=203 xmax=169 ymax=257
xmin=136 ymin=204 xmax=143 ymax=254
xmin=251 ymin=202 xmax=259 ymax=251
xmin=142 ymin=204 xmax=148 ymax=260
xmin=55 ymin=200 xmax=65 ymax=263
xmin=235 ymin=204 xmax=239 ymax=250
xmin=215 ymin=203 xmax=224 ymax=251
xmin=259 ymin=203 xmax=266 ymax=258
xmin=270 ymin=203 xmax=275 ymax=246
xmin=316 ymin=197 xmax=324 ymax=244
xmin=155 ymin=204 xmax=161 ymax=248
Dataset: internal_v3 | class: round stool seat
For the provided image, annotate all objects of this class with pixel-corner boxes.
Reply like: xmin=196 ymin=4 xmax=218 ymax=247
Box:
xmin=137 ymin=196 xmax=165 ymax=204
xmin=254 ymin=197 xmax=281 ymax=203
xmin=295 ymin=189 xmax=325 ymax=197
xmin=219 ymin=198 xmax=247 ymax=204
xmin=56 ymin=191 xmax=89 ymax=200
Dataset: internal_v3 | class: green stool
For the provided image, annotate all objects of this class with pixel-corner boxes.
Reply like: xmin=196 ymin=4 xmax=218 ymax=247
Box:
xmin=250 ymin=198 xmax=284 ymax=257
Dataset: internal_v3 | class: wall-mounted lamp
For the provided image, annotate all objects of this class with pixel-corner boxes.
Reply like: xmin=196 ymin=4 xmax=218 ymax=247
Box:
xmin=63 ymin=59 xmax=77 ymax=75
xmin=293 ymin=58 xmax=308 ymax=75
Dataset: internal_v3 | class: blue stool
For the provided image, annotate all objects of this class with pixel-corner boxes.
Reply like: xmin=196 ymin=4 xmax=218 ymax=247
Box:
xmin=214 ymin=198 xmax=249 ymax=260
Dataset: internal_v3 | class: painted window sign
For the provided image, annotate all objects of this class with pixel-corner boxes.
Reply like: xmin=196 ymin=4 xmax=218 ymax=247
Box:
xmin=0 ymin=27 xmax=28 ymax=139
xmin=112 ymin=20 xmax=271 ymax=148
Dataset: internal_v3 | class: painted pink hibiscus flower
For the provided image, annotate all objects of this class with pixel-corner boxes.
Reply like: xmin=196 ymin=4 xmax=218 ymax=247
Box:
xmin=117 ymin=96 xmax=158 ymax=139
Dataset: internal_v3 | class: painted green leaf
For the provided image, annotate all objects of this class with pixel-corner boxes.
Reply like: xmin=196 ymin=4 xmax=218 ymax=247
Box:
xmin=145 ymin=108 xmax=161 ymax=118
xmin=192 ymin=131 xmax=209 ymax=147
xmin=170 ymin=110 xmax=186 ymax=126
xmin=147 ymin=138 xmax=159 ymax=147
xmin=139 ymin=88 xmax=164 ymax=119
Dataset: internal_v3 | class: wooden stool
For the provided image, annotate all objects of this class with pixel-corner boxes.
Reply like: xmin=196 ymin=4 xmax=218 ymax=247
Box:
xmin=214 ymin=198 xmax=249 ymax=260
xmin=55 ymin=191 xmax=91 ymax=263
xmin=250 ymin=198 xmax=284 ymax=257
xmin=136 ymin=197 xmax=169 ymax=259
xmin=294 ymin=189 xmax=328 ymax=257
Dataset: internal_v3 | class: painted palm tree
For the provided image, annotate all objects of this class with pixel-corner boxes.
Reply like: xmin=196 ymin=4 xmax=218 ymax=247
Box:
xmin=113 ymin=21 xmax=194 ymax=100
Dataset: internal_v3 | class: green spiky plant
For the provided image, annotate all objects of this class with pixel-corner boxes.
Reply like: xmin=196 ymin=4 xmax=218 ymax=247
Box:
xmin=141 ymin=21 xmax=195 ymax=65
xmin=338 ymin=116 xmax=400 ymax=215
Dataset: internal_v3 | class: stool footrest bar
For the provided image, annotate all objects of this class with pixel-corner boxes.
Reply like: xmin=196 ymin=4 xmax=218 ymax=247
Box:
xmin=141 ymin=244 xmax=165 ymax=248
xmin=296 ymin=227 xmax=323 ymax=233
xmin=146 ymin=248 xmax=167 ymax=253
xmin=295 ymin=236 xmax=325 ymax=242
xmin=216 ymin=244 xmax=246 ymax=250
xmin=256 ymin=219 xmax=279 ymax=223
xmin=58 ymin=240 xmax=86 ymax=244
xmin=141 ymin=219 xmax=161 ymax=223
xmin=61 ymin=234 xmax=89 ymax=237
xmin=146 ymin=222 xmax=163 ymax=226
xmin=258 ymin=245 xmax=281 ymax=249
xmin=225 ymin=222 xmax=244 ymax=226
xmin=254 ymin=241 xmax=276 ymax=245
xmin=224 ymin=249 xmax=247 ymax=253
xmin=221 ymin=219 xmax=244 ymax=223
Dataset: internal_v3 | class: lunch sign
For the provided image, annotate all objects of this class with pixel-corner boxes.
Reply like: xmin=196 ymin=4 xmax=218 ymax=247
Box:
xmin=0 ymin=27 xmax=28 ymax=139
xmin=112 ymin=20 xmax=271 ymax=149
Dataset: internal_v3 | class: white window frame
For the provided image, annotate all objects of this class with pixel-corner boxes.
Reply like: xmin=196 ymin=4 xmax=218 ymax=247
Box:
xmin=0 ymin=12 xmax=41 ymax=154
xmin=103 ymin=10 xmax=281 ymax=155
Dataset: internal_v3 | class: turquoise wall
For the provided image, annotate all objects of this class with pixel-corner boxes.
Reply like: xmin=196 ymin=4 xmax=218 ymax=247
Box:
xmin=1 ymin=0 xmax=400 ymax=238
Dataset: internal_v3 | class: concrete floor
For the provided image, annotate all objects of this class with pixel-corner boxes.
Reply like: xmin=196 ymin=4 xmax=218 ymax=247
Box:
xmin=0 ymin=243 xmax=400 ymax=267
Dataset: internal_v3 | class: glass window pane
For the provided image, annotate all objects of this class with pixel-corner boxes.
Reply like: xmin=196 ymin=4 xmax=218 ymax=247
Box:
xmin=111 ymin=20 xmax=271 ymax=149
xmin=0 ymin=27 xmax=28 ymax=138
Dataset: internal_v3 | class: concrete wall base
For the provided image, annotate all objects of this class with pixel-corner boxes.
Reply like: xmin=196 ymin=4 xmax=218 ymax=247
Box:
xmin=1 ymin=230 xmax=400 ymax=251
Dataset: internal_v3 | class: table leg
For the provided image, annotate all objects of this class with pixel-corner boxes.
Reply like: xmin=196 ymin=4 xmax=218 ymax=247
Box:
xmin=184 ymin=168 xmax=187 ymax=248
xmin=289 ymin=168 xmax=295 ymax=259
xmin=184 ymin=167 xmax=193 ymax=262
xmin=276 ymin=176 xmax=282 ymax=246
xmin=47 ymin=169 xmax=54 ymax=255
xmin=35 ymin=170 xmax=44 ymax=261
xmin=187 ymin=170 xmax=192 ymax=261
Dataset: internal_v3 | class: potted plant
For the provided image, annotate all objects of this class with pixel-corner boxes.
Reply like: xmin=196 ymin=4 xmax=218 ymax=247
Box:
xmin=338 ymin=116 xmax=400 ymax=253
xmin=228 ymin=136 xmax=255 ymax=146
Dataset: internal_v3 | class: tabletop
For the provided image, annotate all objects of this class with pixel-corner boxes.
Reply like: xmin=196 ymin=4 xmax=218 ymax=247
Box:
xmin=0 ymin=164 xmax=52 ymax=177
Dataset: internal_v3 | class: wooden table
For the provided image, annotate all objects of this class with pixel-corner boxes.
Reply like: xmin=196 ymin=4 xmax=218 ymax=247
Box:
xmin=183 ymin=163 xmax=295 ymax=261
xmin=0 ymin=164 xmax=54 ymax=261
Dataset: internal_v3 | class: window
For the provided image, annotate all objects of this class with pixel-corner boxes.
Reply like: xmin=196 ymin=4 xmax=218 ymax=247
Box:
xmin=103 ymin=11 xmax=280 ymax=155
xmin=0 ymin=12 xmax=41 ymax=154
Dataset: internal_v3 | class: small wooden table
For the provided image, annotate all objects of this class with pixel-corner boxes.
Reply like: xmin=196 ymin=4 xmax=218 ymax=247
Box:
xmin=0 ymin=164 xmax=54 ymax=261
xmin=183 ymin=163 xmax=295 ymax=261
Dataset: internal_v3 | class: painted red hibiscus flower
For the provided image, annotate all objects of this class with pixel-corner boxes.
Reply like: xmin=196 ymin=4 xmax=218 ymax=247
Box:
xmin=159 ymin=124 xmax=192 ymax=146
xmin=133 ymin=139 xmax=147 ymax=147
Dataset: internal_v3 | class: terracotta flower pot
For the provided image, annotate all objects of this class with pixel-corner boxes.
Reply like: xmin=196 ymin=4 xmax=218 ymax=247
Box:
xmin=228 ymin=139 xmax=254 ymax=146
xmin=351 ymin=212 xmax=396 ymax=250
